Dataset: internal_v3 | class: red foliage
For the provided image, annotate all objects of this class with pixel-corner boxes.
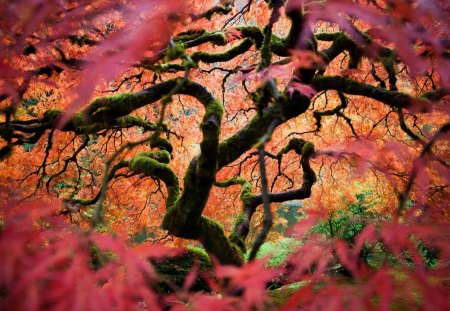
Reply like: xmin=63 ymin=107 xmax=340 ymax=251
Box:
xmin=4 ymin=196 xmax=446 ymax=310
xmin=0 ymin=197 xmax=170 ymax=310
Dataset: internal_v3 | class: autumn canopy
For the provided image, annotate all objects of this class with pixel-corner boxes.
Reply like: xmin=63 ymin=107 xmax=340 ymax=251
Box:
xmin=0 ymin=0 xmax=449 ymax=310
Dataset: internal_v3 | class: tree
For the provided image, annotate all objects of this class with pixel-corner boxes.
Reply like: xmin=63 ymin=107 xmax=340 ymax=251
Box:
xmin=0 ymin=0 xmax=449 ymax=309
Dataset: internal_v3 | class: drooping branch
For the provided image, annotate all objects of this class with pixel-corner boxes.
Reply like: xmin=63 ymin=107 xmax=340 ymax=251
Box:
xmin=46 ymin=135 xmax=90 ymax=190
xmin=316 ymin=31 xmax=365 ymax=70
xmin=215 ymin=177 xmax=254 ymax=252
xmin=218 ymin=90 xmax=311 ymax=169
xmin=222 ymin=0 xmax=253 ymax=29
xmin=157 ymin=83 xmax=247 ymax=265
xmin=139 ymin=26 xmax=264 ymax=69
xmin=64 ymin=160 xmax=129 ymax=209
xmin=0 ymin=79 xmax=224 ymax=148
xmin=396 ymin=108 xmax=426 ymax=145
xmin=162 ymin=97 xmax=223 ymax=233
xmin=192 ymin=2 xmax=234 ymax=21
xmin=231 ymin=138 xmax=317 ymax=249
xmin=191 ymin=38 xmax=255 ymax=64
xmin=129 ymin=150 xmax=180 ymax=208
xmin=311 ymin=75 xmax=448 ymax=111
xmin=248 ymin=146 xmax=274 ymax=261
xmin=398 ymin=123 xmax=450 ymax=211
xmin=244 ymin=1 xmax=285 ymax=261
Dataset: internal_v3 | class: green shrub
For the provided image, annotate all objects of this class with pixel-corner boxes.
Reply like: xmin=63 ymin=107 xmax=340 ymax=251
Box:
xmin=254 ymin=238 xmax=300 ymax=267
xmin=151 ymin=246 xmax=213 ymax=293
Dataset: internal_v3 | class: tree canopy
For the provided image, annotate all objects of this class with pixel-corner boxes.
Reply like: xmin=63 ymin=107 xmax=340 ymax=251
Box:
xmin=0 ymin=0 xmax=449 ymax=310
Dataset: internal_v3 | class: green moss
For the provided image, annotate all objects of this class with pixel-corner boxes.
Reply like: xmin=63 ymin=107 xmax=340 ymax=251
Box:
xmin=205 ymin=99 xmax=224 ymax=118
xmin=150 ymin=135 xmax=173 ymax=154
xmin=186 ymin=246 xmax=210 ymax=261
xmin=319 ymin=33 xmax=362 ymax=66
xmin=199 ymin=216 xmax=244 ymax=266
xmin=69 ymin=112 xmax=85 ymax=129
xmin=240 ymin=182 xmax=254 ymax=204
xmin=43 ymin=109 xmax=90 ymax=132
xmin=257 ymin=25 xmax=275 ymax=69
xmin=181 ymin=58 xmax=198 ymax=69
xmin=191 ymin=38 xmax=254 ymax=63
xmin=130 ymin=156 xmax=164 ymax=178
xmin=89 ymin=243 xmax=107 ymax=270
xmin=290 ymin=139 xmax=302 ymax=150
xmin=213 ymin=177 xmax=252 ymax=253
xmin=89 ymin=92 xmax=149 ymax=120
xmin=379 ymin=53 xmax=397 ymax=88
xmin=165 ymin=44 xmax=186 ymax=61
xmin=218 ymin=90 xmax=311 ymax=168
xmin=150 ymin=63 xmax=185 ymax=73
xmin=211 ymin=33 xmax=227 ymax=45
xmin=269 ymin=281 xmax=310 ymax=306
xmin=301 ymin=142 xmax=315 ymax=157
xmin=163 ymin=212 xmax=244 ymax=265
xmin=218 ymin=114 xmax=267 ymax=167
xmin=43 ymin=109 xmax=62 ymax=122
xmin=421 ymin=89 xmax=446 ymax=101
xmin=286 ymin=138 xmax=305 ymax=154
xmin=136 ymin=150 xmax=171 ymax=164
xmin=214 ymin=177 xmax=253 ymax=205
xmin=151 ymin=246 xmax=213 ymax=293
xmin=230 ymin=213 xmax=248 ymax=252
xmin=92 ymin=93 xmax=130 ymax=110
xmin=114 ymin=115 xmax=157 ymax=131
xmin=236 ymin=26 xmax=264 ymax=48
xmin=174 ymin=29 xmax=206 ymax=42
xmin=129 ymin=155 xmax=180 ymax=208
xmin=315 ymin=32 xmax=341 ymax=41
xmin=107 ymin=93 xmax=137 ymax=110
xmin=201 ymin=5 xmax=233 ymax=20
xmin=269 ymin=35 xmax=289 ymax=56
xmin=252 ymin=82 xmax=274 ymax=111
xmin=195 ymin=99 xmax=223 ymax=182
xmin=158 ymin=88 xmax=241 ymax=265
xmin=176 ymin=31 xmax=227 ymax=47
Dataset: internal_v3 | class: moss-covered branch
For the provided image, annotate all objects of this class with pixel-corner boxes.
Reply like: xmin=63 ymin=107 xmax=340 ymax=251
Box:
xmin=233 ymin=139 xmax=317 ymax=244
xmin=191 ymin=38 xmax=254 ymax=63
xmin=215 ymin=177 xmax=255 ymax=252
xmin=129 ymin=151 xmax=180 ymax=208
xmin=215 ymin=176 xmax=255 ymax=206
xmin=198 ymin=216 xmax=244 ymax=265
xmin=158 ymin=87 xmax=246 ymax=265
xmin=64 ymin=160 xmax=129 ymax=208
xmin=162 ymin=97 xmax=223 ymax=235
xmin=315 ymin=31 xmax=398 ymax=89
xmin=318 ymin=32 xmax=364 ymax=69
xmin=311 ymin=75 xmax=444 ymax=111
xmin=195 ymin=4 xmax=233 ymax=20
xmin=4 ymin=79 xmax=222 ymax=138
xmin=218 ymin=90 xmax=311 ymax=169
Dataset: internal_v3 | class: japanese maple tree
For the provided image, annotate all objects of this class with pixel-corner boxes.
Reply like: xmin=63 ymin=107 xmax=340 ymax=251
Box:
xmin=0 ymin=0 xmax=449 ymax=310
